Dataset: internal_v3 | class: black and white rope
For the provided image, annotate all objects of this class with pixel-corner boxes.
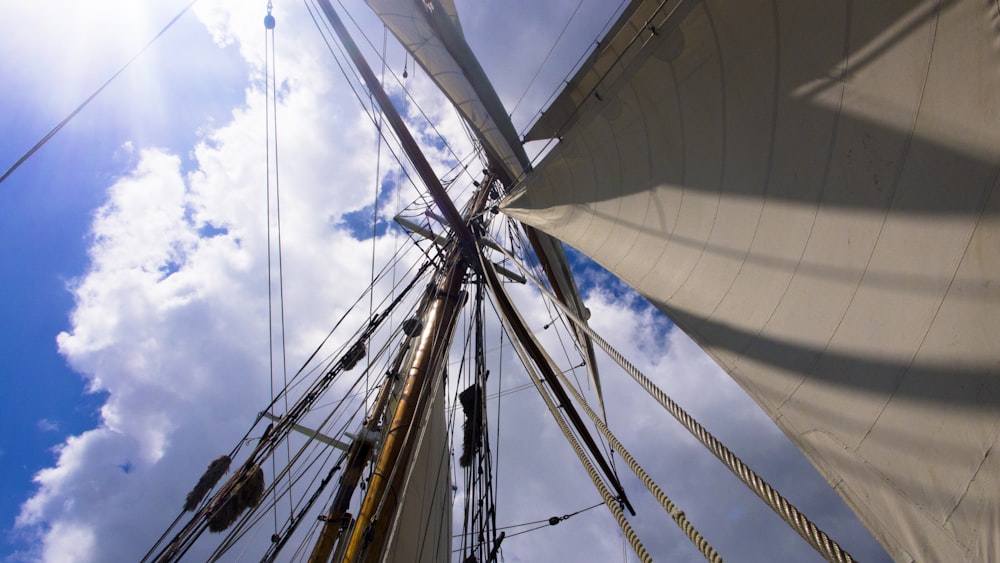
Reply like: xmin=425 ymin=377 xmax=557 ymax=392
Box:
xmin=495 ymin=243 xmax=857 ymax=563
xmin=503 ymin=319 xmax=652 ymax=563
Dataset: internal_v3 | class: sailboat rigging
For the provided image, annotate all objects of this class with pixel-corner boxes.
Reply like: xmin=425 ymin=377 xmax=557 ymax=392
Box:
xmin=141 ymin=0 xmax=999 ymax=560
xmin=146 ymin=0 xmax=814 ymax=560
xmin=6 ymin=0 xmax=996 ymax=561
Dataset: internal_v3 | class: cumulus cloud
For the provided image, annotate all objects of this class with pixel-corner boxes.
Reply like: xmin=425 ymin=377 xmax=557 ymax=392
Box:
xmin=12 ymin=2 xmax=888 ymax=563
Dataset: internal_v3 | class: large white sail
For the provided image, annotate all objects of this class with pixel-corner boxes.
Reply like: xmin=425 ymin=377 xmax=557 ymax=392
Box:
xmin=503 ymin=1 xmax=1000 ymax=561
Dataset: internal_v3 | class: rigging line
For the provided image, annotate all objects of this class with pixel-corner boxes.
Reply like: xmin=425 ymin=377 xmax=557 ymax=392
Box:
xmin=266 ymin=3 xmax=295 ymax=519
xmin=506 ymin=223 xmax=618 ymax=470
xmin=263 ymin=5 xmax=279 ymax=540
xmin=264 ymin=0 xmax=296 ymax=532
xmin=490 ymin=242 xmax=858 ymax=563
xmin=212 ymin=348 xmax=388 ymax=559
xmin=238 ymin=275 xmax=432 ymax=508
xmin=358 ymin=265 xmax=465 ymax=553
xmin=301 ymin=0 xmax=431 ymax=215
xmin=484 ymin=281 xmax=650 ymax=562
xmin=309 ymin=0 xmax=457 ymax=224
xmin=493 ymin=310 xmax=505 ymax=524
xmin=275 ymin=252 xmax=432 ymax=406
xmin=368 ymin=24 xmax=390 ymax=417
xmin=333 ymin=0 xmax=479 ymax=187
xmin=0 ymin=0 xmax=200 ymax=185
xmin=215 ymin=401 xmax=364 ymax=560
xmin=518 ymin=0 xmax=628 ymax=140
xmin=261 ymin=451 xmax=348 ymax=562
xmin=509 ymin=0 xmax=584 ymax=118
xmin=526 ymin=0 xmax=679 ymax=163
xmin=391 ymin=150 xmax=403 ymax=357
xmin=455 ymin=500 xmax=604 ymax=537
xmin=539 ymin=308 xmax=723 ymax=562
xmin=311 ymin=0 xmax=481 ymax=206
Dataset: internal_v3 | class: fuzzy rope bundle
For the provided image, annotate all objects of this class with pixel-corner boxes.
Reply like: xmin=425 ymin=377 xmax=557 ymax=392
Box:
xmin=183 ymin=455 xmax=232 ymax=512
xmin=459 ymin=384 xmax=484 ymax=467
xmin=208 ymin=464 xmax=265 ymax=532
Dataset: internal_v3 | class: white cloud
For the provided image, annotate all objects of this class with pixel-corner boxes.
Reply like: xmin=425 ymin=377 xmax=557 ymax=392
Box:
xmin=36 ymin=420 xmax=59 ymax=433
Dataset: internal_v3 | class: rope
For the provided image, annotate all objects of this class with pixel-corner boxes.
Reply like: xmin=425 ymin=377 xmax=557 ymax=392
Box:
xmin=0 ymin=0 xmax=200 ymax=185
xmin=500 ymin=309 xmax=651 ymax=563
xmin=509 ymin=0 xmax=585 ymax=118
xmin=262 ymin=0 xmax=295 ymax=531
xmin=531 ymin=296 xmax=723 ymax=561
xmin=263 ymin=1 xmax=277 ymax=538
xmin=483 ymin=251 xmax=649 ymax=562
xmin=453 ymin=501 xmax=606 ymax=555
xmin=496 ymin=244 xmax=857 ymax=563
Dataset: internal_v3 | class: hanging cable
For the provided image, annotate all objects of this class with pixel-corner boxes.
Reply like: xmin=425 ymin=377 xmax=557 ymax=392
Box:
xmin=489 ymin=240 xmax=858 ymax=563
xmin=263 ymin=0 xmax=295 ymax=532
xmin=485 ymin=249 xmax=722 ymax=562
xmin=0 ymin=0 xmax=200 ymax=185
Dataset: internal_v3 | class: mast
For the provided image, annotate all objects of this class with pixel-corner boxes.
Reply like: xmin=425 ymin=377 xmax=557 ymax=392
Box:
xmin=307 ymin=4 xmax=488 ymax=559
xmin=340 ymin=245 xmax=469 ymax=562
xmin=311 ymin=3 xmax=636 ymax=559
xmin=306 ymin=331 xmax=421 ymax=562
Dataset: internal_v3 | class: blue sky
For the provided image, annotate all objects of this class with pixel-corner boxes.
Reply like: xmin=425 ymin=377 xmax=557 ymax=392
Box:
xmin=0 ymin=2 xmax=892 ymax=562
xmin=0 ymin=2 xmax=247 ymax=556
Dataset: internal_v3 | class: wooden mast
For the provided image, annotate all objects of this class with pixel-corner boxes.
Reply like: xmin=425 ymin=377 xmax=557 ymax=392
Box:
xmin=341 ymin=249 xmax=467 ymax=562
xmin=306 ymin=3 xmax=483 ymax=561
xmin=310 ymin=2 xmax=631 ymax=560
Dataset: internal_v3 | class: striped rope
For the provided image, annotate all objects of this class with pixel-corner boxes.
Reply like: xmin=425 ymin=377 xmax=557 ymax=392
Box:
xmin=547 ymin=342 xmax=723 ymax=562
xmin=495 ymin=243 xmax=857 ymax=563
xmin=505 ymin=325 xmax=652 ymax=563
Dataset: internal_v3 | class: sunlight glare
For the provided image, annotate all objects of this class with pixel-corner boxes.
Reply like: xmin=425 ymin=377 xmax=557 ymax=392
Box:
xmin=7 ymin=0 xmax=168 ymax=114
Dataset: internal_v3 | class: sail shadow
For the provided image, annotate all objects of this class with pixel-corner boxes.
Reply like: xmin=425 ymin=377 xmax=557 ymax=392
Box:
xmin=510 ymin=0 xmax=1000 ymax=217
xmin=572 ymin=203 xmax=1000 ymax=304
xmin=659 ymin=301 xmax=999 ymax=409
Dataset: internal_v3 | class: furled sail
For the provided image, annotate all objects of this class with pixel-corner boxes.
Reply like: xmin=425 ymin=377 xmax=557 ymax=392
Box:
xmin=379 ymin=382 xmax=452 ymax=563
xmin=364 ymin=0 xmax=529 ymax=181
xmin=367 ymin=0 xmax=606 ymax=408
xmin=503 ymin=1 xmax=1000 ymax=561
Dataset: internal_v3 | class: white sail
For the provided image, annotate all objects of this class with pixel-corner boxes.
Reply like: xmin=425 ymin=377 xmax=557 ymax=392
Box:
xmin=503 ymin=1 xmax=1000 ymax=561
xmin=364 ymin=0 xmax=529 ymax=181
xmin=379 ymin=382 xmax=452 ymax=563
